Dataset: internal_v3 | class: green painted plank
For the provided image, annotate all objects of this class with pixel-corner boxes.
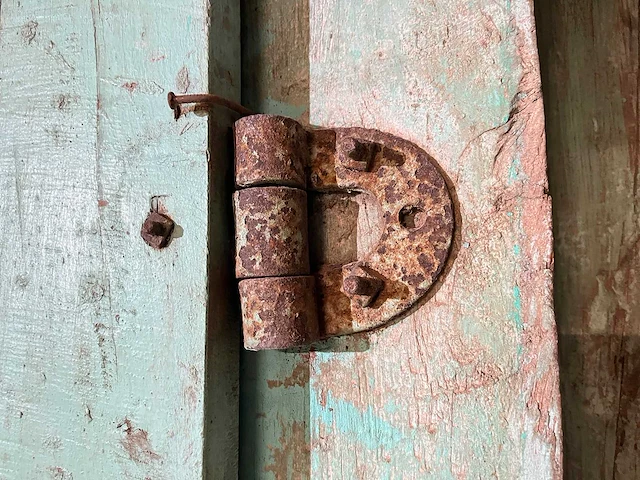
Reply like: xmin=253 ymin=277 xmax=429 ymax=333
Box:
xmin=239 ymin=1 xmax=312 ymax=478
xmin=308 ymin=0 xmax=562 ymax=478
xmin=0 ymin=0 xmax=239 ymax=478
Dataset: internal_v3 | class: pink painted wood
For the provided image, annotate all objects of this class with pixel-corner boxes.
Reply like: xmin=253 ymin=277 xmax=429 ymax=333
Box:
xmin=236 ymin=0 xmax=562 ymax=477
xmin=306 ymin=0 xmax=563 ymax=477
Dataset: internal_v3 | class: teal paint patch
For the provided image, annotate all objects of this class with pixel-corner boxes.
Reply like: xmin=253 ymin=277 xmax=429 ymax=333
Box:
xmin=488 ymin=88 xmax=509 ymax=114
xmin=350 ymin=49 xmax=362 ymax=60
xmin=461 ymin=316 xmax=473 ymax=337
xmin=434 ymin=439 xmax=451 ymax=463
xmin=511 ymin=285 xmax=523 ymax=330
xmin=461 ymin=315 xmax=508 ymax=358
xmin=310 ymin=449 xmax=321 ymax=476
xmin=513 ymin=244 xmax=521 ymax=255
xmin=450 ymin=388 xmax=516 ymax=478
xmin=508 ymin=156 xmax=522 ymax=183
xmin=311 ymin=390 xmax=405 ymax=452
xmin=384 ymin=399 xmax=399 ymax=415
xmin=261 ymin=97 xmax=307 ymax=119
xmin=433 ymin=442 xmax=456 ymax=480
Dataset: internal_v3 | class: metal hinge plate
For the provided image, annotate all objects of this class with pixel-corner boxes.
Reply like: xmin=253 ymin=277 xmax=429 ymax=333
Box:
xmin=169 ymin=94 xmax=455 ymax=351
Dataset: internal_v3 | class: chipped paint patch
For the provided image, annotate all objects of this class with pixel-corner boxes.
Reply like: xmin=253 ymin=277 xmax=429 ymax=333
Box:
xmin=312 ymin=390 xmax=404 ymax=451
xmin=267 ymin=361 xmax=309 ymax=388
xmin=512 ymin=285 xmax=523 ymax=330
xmin=264 ymin=420 xmax=309 ymax=479
xmin=117 ymin=418 xmax=161 ymax=465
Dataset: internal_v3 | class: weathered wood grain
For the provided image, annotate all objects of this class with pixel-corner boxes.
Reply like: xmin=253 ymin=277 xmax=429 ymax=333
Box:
xmin=308 ymin=0 xmax=562 ymax=478
xmin=536 ymin=0 xmax=640 ymax=478
xmin=0 ymin=1 xmax=239 ymax=478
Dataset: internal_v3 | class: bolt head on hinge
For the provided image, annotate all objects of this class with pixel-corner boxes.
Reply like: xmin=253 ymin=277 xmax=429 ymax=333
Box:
xmin=342 ymin=137 xmax=380 ymax=172
xmin=343 ymin=274 xmax=384 ymax=307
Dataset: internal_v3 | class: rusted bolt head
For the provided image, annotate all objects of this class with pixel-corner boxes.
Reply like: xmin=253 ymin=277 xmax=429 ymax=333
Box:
xmin=141 ymin=211 xmax=175 ymax=249
xmin=342 ymin=137 xmax=378 ymax=172
xmin=343 ymin=275 xmax=384 ymax=307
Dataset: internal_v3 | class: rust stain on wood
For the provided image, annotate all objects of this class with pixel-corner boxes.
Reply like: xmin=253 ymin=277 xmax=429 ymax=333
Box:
xmin=121 ymin=81 xmax=139 ymax=93
xmin=266 ymin=361 xmax=309 ymax=389
xmin=47 ymin=466 xmax=73 ymax=479
xmin=117 ymin=418 xmax=161 ymax=465
xmin=264 ymin=420 xmax=310 ymax=480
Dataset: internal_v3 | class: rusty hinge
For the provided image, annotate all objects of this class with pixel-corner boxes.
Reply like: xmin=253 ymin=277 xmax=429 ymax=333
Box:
xmin=169 ymin=93 xmax=455 ymax=351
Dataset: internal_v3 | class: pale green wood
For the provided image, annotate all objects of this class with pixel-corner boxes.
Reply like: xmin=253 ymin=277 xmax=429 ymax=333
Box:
xmin=308 ymin=0 xmax=562 ymax=478
xmin=0 ymin=0 xmax=239 ymax=478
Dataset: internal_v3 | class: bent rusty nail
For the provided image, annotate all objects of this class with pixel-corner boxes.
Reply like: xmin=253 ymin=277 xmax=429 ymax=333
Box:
xmin=167 ymin=92 xmax=253 ymax=120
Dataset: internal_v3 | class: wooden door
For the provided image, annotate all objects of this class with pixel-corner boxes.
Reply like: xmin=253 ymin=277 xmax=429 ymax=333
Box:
xmin=537 ymin=0 xmax=640 ymax=478
xmin=240 ymin=0 xmax=562 ymax=479
xmin=1 ymin=0 xmax=563 ymax=479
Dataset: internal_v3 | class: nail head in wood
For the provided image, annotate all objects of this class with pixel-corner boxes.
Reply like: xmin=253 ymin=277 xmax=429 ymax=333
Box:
xmin=141 ymin=211 xmax=175 ymax=250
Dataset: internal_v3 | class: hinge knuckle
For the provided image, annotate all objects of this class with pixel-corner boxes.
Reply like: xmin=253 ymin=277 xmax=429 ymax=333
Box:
xmin=230 ymin=114 xmax=455 ymax=351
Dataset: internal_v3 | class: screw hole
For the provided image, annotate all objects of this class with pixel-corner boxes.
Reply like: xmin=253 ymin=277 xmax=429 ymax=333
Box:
xmin=399 ymin=205 xmax=426 ymax=229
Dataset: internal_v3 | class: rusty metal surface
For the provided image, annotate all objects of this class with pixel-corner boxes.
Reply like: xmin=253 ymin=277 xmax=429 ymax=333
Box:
xmin=232 ymin=114 xmax=454 ymax=349
xmin=340 ymin=137 xmax=379 ymax=172
xmin=239 ymin=276 xmax=320 ymax=350
xmin=235 ymin=114 xmax=308 ymax=188
xmin=322 ymin=127 xmax=455 ymax=335
xmin=140 ymin=211 xmax=175 ymax=249
xmin=342 ymin=274 xmax=384 ymax=306
xmin=308 ymin=128 xmax=338 ymax=190
xmin=234 ymin=186 xmax=310 ymax=278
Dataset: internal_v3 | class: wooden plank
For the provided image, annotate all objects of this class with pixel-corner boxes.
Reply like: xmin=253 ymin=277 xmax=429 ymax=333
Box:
xmin=536 ymin=0 xmax=640 ymax=478
xmin=239 ymin=1 xmax=312 ymax=477
xmin=0 ymin=1 xmax=239 ymax=478
xmin=308 ymin=0 xmax=562 ymax=478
